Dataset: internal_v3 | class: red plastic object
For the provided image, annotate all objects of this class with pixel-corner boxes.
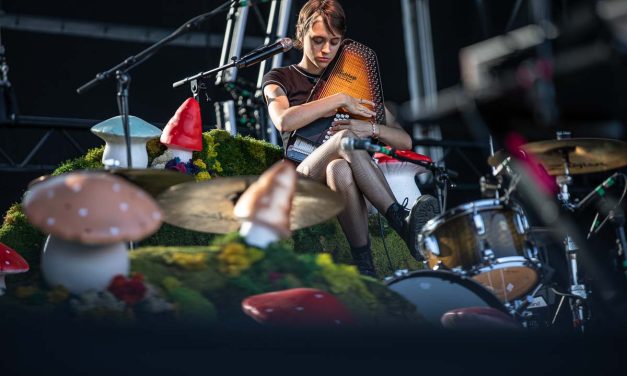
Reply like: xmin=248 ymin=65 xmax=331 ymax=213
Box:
xmin=374 ymin=149 xmax=432 ymax=164
xmin=242 ymin=288 xmax=354 ymax=327
xmin=160 ymin=97 xmax=203 ymax=151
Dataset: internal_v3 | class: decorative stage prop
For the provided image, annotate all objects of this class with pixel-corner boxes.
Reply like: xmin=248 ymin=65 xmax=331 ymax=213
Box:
xmin=0 ymin=242 xmax=29 ymax=295
xmin=22 ymin=172 xmax=163 ymax=294
xmin=0 ymin=130 xmax=420 ymax=328
xmin=91 ymin=115 xmax=162 ymax=168
xmin=153 ymin=97 xmax=203 ymax=166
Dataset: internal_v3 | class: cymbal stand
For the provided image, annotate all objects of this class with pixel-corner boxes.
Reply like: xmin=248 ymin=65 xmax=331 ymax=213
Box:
xmin=556 ymin=149 xmax=588 ymax=332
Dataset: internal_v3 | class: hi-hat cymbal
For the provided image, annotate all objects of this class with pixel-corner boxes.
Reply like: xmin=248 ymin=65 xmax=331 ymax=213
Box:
xmin=521 ymin=138 xmax=627 ymax=175
xmin=157 ymin=176 xmax=345 ymax=234
xmin=110 ymin=168 xmax=195 ymax=197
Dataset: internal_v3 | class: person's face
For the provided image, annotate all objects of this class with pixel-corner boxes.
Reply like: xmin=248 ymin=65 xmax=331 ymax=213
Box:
xmin=302 ymin=15 xmax=342 ymax=73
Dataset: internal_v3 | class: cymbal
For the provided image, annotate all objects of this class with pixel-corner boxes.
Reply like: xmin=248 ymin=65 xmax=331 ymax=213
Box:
xmin=521 ymin=138 xmax=627 ymax=175
xmin=110 ymin=168 xmax=195 ymax=197
xmin=157 ymin=176 xmax=345 ymax=234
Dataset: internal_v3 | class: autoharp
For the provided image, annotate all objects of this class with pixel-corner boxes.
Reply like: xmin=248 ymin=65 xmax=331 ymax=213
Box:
xmin=285 ymin=39 xmax=386 ymax=163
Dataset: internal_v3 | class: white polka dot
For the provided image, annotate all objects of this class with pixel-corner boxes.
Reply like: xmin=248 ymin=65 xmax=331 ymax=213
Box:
xmin=136 ymin=191 xmax=146 ymax=198
xmin=46 ymin=217 xmax=56 ymax=226
xmin=71 ymin=184 xmax=82 ymax=193
xmin=314 ymin=294 xmax=324 ymax=299
xmin=119 ymin=202 xmax=129 ymax=211
xmin=4 ymin=260 xmax=9 ymax=265
xmin=4 ymin=250 xmax=9 ymax=254
xmin=152 ymin=211 xmax=162 ymax=220
xmin=110 ymin=227 xmax=120 ymax=235
xmin=78 ymin=208 xmax=88 ymax=217
xmin=295 ymin=306 xmax=304 ymax=311
xmin=47 ymin=190 xmax=55 ymax=199
xmin=264 ymin=308 xmax=274 ymax=313
xmin=112 ymin=183 xmax=121 ymax=192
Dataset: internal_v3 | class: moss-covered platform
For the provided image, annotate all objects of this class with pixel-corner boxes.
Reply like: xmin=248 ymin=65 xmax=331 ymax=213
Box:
xmin=0 ymin=130 xmax=424 ymax=327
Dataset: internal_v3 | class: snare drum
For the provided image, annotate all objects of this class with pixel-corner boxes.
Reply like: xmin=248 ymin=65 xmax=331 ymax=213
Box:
xmin=385 ymin=269 xmax=508 ymax=326
xmin=417 ymin=199 xmax=540 ymax=302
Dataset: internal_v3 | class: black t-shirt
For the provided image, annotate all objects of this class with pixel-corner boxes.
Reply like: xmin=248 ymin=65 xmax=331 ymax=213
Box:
xmin=261 ymin=64 xmax=320 ymax=148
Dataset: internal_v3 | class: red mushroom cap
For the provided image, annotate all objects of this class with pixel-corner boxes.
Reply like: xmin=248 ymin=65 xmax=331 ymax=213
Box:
xmin=440 ymin=307 xmax=521 ymax=330
xmin=241 ymin=288 xmax=354 ymax=327
xmin=0 ymin=242 xmax=29 ymax=274
xmin=160 ymin=97 xmax=203 ymax=151
xmin=374 ymin=150 xmax=432 ymax=164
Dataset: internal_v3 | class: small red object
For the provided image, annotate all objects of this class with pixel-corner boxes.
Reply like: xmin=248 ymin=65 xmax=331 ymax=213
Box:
xmin=242 ymin=288 xmax=354 ymax=327
xmin=374 ymin=150 xmax=432 ymax=164
xmin=0 ymin=242 xmax=30 ymax=295
xmin=160 ymin=97 xmax=203 ymax=151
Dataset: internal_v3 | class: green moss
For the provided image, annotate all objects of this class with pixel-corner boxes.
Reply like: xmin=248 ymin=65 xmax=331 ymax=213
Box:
xmin=209 ymin=129 xmax=282 ymax=176
xmin=167 ymin=286 xmax=217 ymax=323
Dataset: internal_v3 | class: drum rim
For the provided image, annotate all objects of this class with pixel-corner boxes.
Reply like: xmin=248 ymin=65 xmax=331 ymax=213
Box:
xmin=384 ymin=269 xmax=508 ymax=313
xmin=418 ymin=198 xmax=527 ymax=236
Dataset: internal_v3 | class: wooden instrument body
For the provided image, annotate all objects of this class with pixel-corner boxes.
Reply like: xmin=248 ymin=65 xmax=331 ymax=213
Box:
xmin=285 ymin=39 xmax=386 ymax=163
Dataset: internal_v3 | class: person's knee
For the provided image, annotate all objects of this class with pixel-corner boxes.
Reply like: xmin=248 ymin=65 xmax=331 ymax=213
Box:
xmin=326 ymin=159 xmax=354 ymax=188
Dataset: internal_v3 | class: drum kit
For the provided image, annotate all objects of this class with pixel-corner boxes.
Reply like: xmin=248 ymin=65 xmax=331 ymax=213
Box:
xmin=386 ymin=133 xmax=627 ymax=331
xmin=71 ymin=133 xmax=624 ymax=331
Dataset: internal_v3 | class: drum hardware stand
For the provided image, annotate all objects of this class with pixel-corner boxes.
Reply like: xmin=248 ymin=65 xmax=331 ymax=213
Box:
xmin=554 ymin=137 xmax=588 ymax=332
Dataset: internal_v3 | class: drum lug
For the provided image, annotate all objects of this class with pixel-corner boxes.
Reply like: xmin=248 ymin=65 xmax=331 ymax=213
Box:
xmin=433 ymin=261 xmax=450 ymax=272
xmin=473 ymin=213 xmax=485 ymax=235
xmin=481 ymin=248 xmax=496 ymax=262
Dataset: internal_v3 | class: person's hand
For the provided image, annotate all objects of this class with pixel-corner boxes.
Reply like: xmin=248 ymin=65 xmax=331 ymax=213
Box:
xmin=342 ymin=95 xmax=376 ymax=118
xmin=330 ymin=118 xmax=373 ymax=138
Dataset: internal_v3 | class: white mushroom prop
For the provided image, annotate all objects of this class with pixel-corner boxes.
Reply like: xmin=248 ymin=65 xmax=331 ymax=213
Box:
xmin=368 ymin=150 xmax=431 ymax=214
xmin=0 ymin=242 xmax=29 ymax=296
xmin=91 ymin=115 xmax=162 ymax=168
xmin=233 ymin=161 xmax=297 ymax=248
xmin=22 ymin=172 xmax=163 ymax=294
xmin=155 ymin=97 xmax=203 ymax=165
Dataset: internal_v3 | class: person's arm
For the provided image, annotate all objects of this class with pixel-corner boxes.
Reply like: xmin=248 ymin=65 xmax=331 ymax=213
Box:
xmin=330 ymin=106 xmax=412 ymax=150
xmin=263 ymin=84 xmax=376 ymax=133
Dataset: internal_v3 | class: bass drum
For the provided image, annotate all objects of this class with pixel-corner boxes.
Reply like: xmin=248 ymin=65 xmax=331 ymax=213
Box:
xmin=385 ymin=270 xmax=508 ymax=326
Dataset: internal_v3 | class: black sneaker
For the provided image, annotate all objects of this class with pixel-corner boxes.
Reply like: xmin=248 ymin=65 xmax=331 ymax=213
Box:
xmin=350 ymin=244 xmax=377 ymax=278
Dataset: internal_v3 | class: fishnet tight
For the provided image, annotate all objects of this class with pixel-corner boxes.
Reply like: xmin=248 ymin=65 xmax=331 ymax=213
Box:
xmin=296 ymin=129 xmax=396 ymax=248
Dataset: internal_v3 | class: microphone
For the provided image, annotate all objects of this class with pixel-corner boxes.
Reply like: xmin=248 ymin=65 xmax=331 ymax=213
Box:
xmin=574 ymin=173 xmax=619 ymax=210
xmin=235 ymin=38 xmax=293 ymax=69
xmin=340 ymin=137 xmax=386 ymax=153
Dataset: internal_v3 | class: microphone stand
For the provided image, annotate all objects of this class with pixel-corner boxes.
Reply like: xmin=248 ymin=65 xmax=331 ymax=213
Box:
xmin=76 ymin=0 xmax=234 ymax=167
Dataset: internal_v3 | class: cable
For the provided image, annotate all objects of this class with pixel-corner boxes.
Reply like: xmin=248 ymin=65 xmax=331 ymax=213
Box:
xmin=377 ymin=213 xmax=395 ymax=272
xmin=589 ymin=173 xmax=627 ymax=238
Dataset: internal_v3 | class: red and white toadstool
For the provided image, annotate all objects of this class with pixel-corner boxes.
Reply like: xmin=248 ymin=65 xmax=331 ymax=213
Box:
xmin=0 ymin=242 xmax=29 ymax=296
xmin=22 ymin=171 xmax=163 ymax=294
xmin=369 ymin=150 xmax=431 ymax=214
xmin=233 ymin=160 xmax=297 ymax=248
xmin=158 ymin=97 xmax=203 ymax=164
xmin=241 ymin=288 xmax=354 ymax=327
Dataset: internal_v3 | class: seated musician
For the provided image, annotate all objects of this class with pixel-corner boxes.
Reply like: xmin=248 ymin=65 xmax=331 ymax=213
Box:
xmin=262 ymin=0 xmax=422 ymax=277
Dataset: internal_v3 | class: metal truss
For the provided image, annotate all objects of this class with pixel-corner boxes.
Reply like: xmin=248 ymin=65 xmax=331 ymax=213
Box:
xmin=0 ymin=13 xmax=264 ymax=49
xmin=0 ymin=116 xmax=101 ymax=172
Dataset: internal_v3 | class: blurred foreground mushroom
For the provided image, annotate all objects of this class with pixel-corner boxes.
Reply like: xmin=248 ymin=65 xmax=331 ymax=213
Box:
xmin=0 ymin=242 xmax=29 ymax=296
xmin=91 ymin=115 xmax=162 ymax=168
xmin=23 ymin=172 xmax=163 ymax=294
xmin=241 ymin=288 xmax=354 ymax=327
xmin=233 ymin=161 xmax=297 ymax=248
xmin=156 ymin=97 xmax=202 ymax=164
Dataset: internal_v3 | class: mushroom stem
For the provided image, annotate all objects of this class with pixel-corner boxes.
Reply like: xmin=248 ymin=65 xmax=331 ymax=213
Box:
xmin=239 ymin=221 xmax=280 ymax=248
xmin=41 ymin=235 xmax=130 ymax=294
xmin=0 ymin=275 xmax=5 ymax=296
xmin=167 ymin=147 xmax=193 ymax=164
xmin=102 ymin=138 xmax=151 ymax=168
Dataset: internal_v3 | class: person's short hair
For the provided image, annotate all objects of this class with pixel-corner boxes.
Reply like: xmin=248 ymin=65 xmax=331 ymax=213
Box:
xmin=294 ymin=0 xmax=346 ymax=50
